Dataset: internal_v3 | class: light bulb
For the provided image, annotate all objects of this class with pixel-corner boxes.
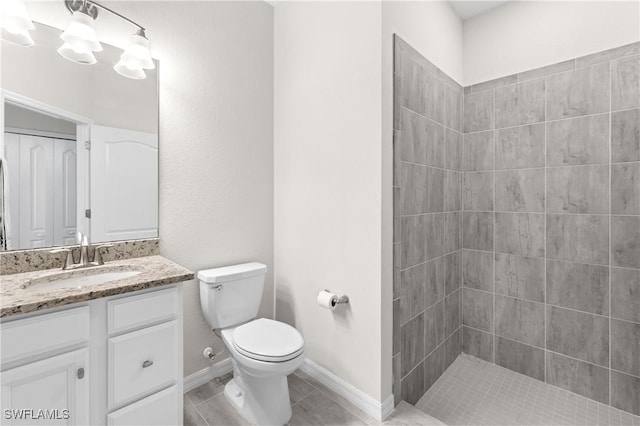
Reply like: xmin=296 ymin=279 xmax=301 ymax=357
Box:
xmin=1 ymin=0 xmax=35 ymax=46
xmin=57 ymin=42 xmax=97 ymax=65
xmin=58 ymin=9 xmax=102 ymax=64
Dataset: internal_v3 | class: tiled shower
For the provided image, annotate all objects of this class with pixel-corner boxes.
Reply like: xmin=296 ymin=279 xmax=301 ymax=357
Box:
xmin=393 ymin=36 xmax=640 ymax=417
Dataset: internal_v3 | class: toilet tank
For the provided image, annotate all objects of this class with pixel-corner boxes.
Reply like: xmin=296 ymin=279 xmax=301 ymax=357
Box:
xmin=198 ymin=262 xmax=267 ymax=329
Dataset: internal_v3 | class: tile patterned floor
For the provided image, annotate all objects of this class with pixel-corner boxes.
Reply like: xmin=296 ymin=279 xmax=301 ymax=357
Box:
xmin=416 ymin=354 xmax=640 ymax=426
xmin=184 ymin=369 xmax=444 ymax=426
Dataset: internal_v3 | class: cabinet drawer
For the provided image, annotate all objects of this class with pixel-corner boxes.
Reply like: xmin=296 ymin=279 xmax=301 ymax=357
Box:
xmin=107 ymin=385 xmax=179 ymax=426
xmin=108 ymin=287 xmax=178 ymax=335
xmin=108 ymin=321 xmax=179 ymax=408
xmin=1 ymin=306 xmax=89 ymax=366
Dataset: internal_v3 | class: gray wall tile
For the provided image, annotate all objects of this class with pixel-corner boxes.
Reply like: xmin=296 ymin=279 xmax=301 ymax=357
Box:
xmin=495 ymin=124 xmax=545 ymax=170
xmin=612 ymin=162 xmax=640 ymax=215
xmin=495 ymin=79 xmax=545 ymax=128
xmin=393 ymin=243 xmax=400 ymax=298
xmin=424 ymin=301 xmax=445 ymax=355
xmin=546 ymin=63 xmax=610 ymax=120
xmin=425 ymin=73 xmax=445 ymax=125
xmin=612 ymin=109 xmax=640 ymax=162
xmin=397 ymin=57 xmax=426 ymax=116
xmin=401 ymin=312 xmax=425 ymax=376
xmin=611 ymin=267 xmax=640 ymax=323
xmin=463 ymin=131 xmax=494 ymax=171
xmin=462 ymin=249 xmax=493 ymax=292
xmin=462 ymin=326 xmax=493 ymax=363
xmin=445 ymin=212 xmax=461 ymax=253
xmin=444 ymin=289 xmax=461 ymax=337
xmin=546 ymin=214 xmax=609 ymax=264
xmin=495 ymin=212 xmax=545 ymax=257
xmin=611 ymin=319 xmax=640 ymax=377
xmin=495 ymin=295 xmax=545 ymax=347
xmin=546 ymin=260 xmax=609 ymax=315
xmin=393 ymin=299 xmax=400 ymax=356
xmin=612 ymin=55 xmax=640 ymax=111
xmin=425 ymin=257 xmax=445 ymax=307
xmin=400 ymin=162 xmax=427 ymax=215
xmin=425 ymin=119 xmax=445 ymax=168
xmin=393 ymin=354 xmax=401 ymax=406
xmin=546 ymin=306 xmax=609 ymax=366
xmin=444 ymin=170 xmax=461 ymax=211
xmin=463 ymin=212 xmax=494 ymax=251
xmin=547 ymin=165 xmax=609 ymax=214
xmin=401 ymin=215 xmax=426 ymax=268
xmin=444 ymin=328 xmax=462 ymax=370
xmin=445 ymin=129 xmax=462 ymax=171
xmin=546 ymin=351 xmax=610 ymax=404
xmin=518 ymin=59 xmax=575 ymax=82
xmin=463 ymin=172 xmax=494 ymax=211
xmin=444 ymin=82 xmax=462 ymax=131
xmin=444 ymin=251 xmax=461 ymax=295
xmin=400 ymin=360 xmax=425 ymax=405
xmin=469 ymin=74 xmax=517 ymax=93
xmin=397 ymin=108 xmax=427 ymax=165
xmin=495 ymin=169 xmax=545 ymax=212
xmin=424 ymin=344 xmax=445 ymax=391
xmin=612 ymin=216 xmax=640 ymax=268
xmin=495 ymin=253 xmax=545 ymax=303
xmin=575 ymin=42 xmax=640 ymax=68
xmin=463 ymin=288 xmax=493 ymax=332
xmin=464 ymin=90 xmax=494 ymax=133
xmin=426 ymin=213 xmax=446 ymax=260
xmin=400 ymin=264 xmax=427 ymax=324
xmin=426 ymin=167 xmax=445 ymax=213
xmin=495 ymin=337 xmax=545 ymax=381
xmin=611 ymin=371 xmax=640 ymax=416
xmin=546 ymin=114 xmax=609 ymax=166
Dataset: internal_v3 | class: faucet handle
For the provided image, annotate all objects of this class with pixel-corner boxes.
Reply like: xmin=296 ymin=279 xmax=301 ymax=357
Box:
xmin=93 ymin=244 xmax=114 ymax=266
xmin=50 ymin=248 xmax=75 ymax=270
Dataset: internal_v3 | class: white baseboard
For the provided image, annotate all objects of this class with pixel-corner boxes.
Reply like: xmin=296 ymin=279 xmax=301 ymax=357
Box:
xmin=300 ymin=358 xmax=394 ymax=422
xmin=183 ymin=358 xmax=233 ymax=393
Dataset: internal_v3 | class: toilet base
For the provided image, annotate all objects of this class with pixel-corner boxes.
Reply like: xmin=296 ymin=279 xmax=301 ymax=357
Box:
xmin=224 ymin=375 xmax=292 ymax=426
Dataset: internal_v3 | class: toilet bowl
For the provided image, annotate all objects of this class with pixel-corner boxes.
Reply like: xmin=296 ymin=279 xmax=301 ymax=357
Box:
xmin=198 ymin=263 xmax=305 ymax=426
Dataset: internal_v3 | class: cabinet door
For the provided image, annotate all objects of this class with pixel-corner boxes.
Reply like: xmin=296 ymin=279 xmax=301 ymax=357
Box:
xmin=18 ymin=135 xmax=54 ymax=248
xmin=107 ymin=385 xmax=179 ymax=426
xmin=1 ymin=348 xmax=89 ymax=425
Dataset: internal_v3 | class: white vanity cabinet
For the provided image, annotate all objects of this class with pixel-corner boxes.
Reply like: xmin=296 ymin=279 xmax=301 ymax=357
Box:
xmin=0 ymin=284 xmax=183 ymax=426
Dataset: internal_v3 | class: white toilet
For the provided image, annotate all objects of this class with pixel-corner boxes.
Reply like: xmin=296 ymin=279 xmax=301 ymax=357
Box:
xmin=198 ymin=262 xmax=304 ymax=426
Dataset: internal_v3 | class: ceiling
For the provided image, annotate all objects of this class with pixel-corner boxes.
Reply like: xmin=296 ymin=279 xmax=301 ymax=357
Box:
xmin=449 ymin=1 xmax=510 ymax=20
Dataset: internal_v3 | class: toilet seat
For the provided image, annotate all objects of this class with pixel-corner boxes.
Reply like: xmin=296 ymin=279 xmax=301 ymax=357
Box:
xmin=232 ymin=318 xmax=304 ymax=363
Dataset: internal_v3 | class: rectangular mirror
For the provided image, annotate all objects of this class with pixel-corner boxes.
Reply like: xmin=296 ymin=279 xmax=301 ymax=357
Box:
xmin=0 ymin=21 xmax=158 ymax=251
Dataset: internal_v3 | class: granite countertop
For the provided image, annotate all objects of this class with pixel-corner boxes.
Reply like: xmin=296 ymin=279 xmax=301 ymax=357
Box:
xmin=0 ymin=255 xmax=194 ymax=318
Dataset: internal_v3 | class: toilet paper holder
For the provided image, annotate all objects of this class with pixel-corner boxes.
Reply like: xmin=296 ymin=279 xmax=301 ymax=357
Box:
xmin=325 ymin=289 xmax=349 ymax=306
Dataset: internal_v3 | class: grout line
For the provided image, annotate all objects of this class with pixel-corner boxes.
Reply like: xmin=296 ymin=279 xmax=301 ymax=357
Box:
xmin=544 ymin=77 xmax=548 ymax=385
xmin=608 ymin=58 xmax=613 ymax=407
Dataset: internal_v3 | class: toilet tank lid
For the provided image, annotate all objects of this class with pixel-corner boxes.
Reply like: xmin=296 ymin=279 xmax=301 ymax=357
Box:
xmin=198 ymin=262 xmax=267 ymax=283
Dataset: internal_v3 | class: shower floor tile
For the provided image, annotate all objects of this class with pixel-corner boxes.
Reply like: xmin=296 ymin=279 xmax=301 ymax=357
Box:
xmin=416 ymin=354 xmax=640 ymax=426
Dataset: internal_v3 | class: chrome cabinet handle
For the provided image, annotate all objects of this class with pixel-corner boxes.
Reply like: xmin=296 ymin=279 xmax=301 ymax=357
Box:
xmin=142 ymin=360 xmax=153 ymax=368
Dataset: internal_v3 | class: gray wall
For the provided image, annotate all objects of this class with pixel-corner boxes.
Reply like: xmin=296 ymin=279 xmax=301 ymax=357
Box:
xmin=392 ymin=36 xmax=463 ymax=406
xmin=461 ymin=42 xmax=640 ymax=416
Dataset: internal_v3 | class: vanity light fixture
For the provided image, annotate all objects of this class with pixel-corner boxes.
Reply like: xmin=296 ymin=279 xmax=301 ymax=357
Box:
xmin=58 ymin=0 xmax=154 ymax=79
xmin=57 ymin=3 xmax=102 ymax=64
xmin=113 ymin=28 xmax=155 ymax=80
xmin=1 ymin=0 xmax=154 ymax=79
xmin=0 ymin=0 xmax=35 ymax=47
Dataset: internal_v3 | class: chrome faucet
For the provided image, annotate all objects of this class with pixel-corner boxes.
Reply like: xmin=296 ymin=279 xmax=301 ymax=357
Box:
xmin=50 ymin=232 xmax=113 ymax=270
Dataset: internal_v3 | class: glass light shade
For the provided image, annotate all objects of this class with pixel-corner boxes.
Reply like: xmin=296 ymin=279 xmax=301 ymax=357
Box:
xmin=57 ymin=42 xmax=97 ymax=65
xmin=60 ymin=11 xmax=102 ymax=53
xmin=1 ymin=27 xmax=33 ymax=47
xmin=1 ymin=0 xmax=35 ymax=33
xmin=119 ymin=33 xmax=155 ymax=70
xmin=113 ymin=59 xmax=146 ymax=80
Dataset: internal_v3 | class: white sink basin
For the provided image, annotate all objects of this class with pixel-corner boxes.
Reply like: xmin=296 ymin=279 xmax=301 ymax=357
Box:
xmin=22 ymin=267 xmax=142 ymax=291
